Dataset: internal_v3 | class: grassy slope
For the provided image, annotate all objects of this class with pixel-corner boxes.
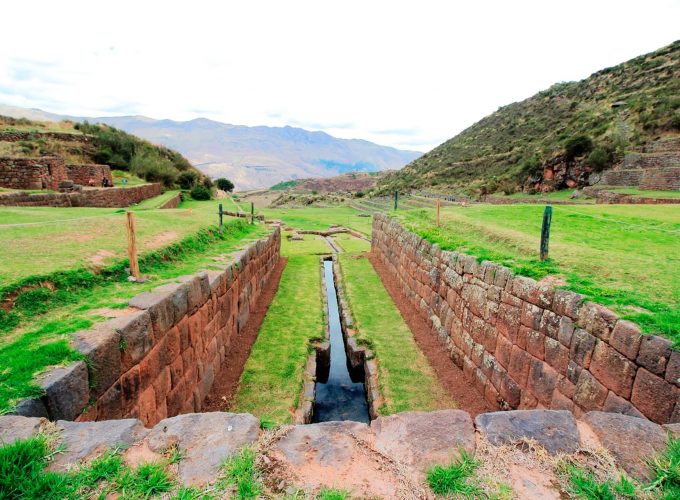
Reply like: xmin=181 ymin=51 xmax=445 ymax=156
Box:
xmin=0 ymin=219 xmax=266 ymax=412
xmin=379 ymin=41 xmax=680 ymax=193
xmin=230 ymin=235 xmax=326 ymax=423
xmin=338 ymin=253 xmax=454 ymax=414
xmin=399 ymin=204 xmax=680 ymax=340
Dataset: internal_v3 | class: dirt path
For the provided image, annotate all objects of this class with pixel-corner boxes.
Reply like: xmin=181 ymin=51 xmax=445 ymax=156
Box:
xmin=202 ymin=257 xmax=288 ymax=411
xmin=368 ymin=252 xmax=492 ymax=417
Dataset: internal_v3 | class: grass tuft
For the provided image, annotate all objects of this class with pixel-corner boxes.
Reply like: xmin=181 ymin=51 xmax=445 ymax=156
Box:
xmin=426 ymin=450 xmax=483 ymax=497
xmin=221 ymin=449 xmax=261 ymax=499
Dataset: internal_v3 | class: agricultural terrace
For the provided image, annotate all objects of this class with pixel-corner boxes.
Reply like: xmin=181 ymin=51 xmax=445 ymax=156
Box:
xmin=397 ymin=203 xmax=680 ymax=340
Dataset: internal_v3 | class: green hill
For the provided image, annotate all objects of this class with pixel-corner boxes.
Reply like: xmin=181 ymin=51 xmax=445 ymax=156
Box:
xmin=378 ymin=41 xmax=680 ymax=195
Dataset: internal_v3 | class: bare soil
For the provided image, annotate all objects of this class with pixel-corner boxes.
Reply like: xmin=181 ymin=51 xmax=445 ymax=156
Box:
xmin=368 ymin=252 xmax=492 ymax=417
xmin=202 ymin=257 xmax=288 ymax=411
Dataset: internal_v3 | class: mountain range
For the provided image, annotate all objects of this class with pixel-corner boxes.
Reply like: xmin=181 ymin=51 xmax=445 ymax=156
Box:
xmin=0 ymin=104 xmax=421 ymax=190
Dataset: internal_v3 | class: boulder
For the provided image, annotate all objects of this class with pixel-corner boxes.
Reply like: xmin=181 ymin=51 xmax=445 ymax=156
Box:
xmin=475 ymin=410 xmax=579 ymax=454
xmin=147 ymin=412 xmax=259 ymax=486
xmin=371 ymin=410 xmax=475 ymax=470
xmin=582 ymin=411 xmax=668 ymax=480
xmin=0 ymin=416 xmax=44 ymax=444
xmin=37 ymin=361 xmax=89 ymax=421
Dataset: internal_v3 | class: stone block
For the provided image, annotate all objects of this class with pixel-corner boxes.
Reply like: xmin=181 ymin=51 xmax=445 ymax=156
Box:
xmin=0 ymin=416 xmax=43 ymax=444
xmin=97 ymin=381 xmax=123 ymax=420
xmin=371 ymin=410 xmax=475 ymax=470
xmin=154 ymin=282 xmax=189 ymax=324
xmin=577 ymin=302 xmax=618 ymax=342
xmin=511 ymin=277 xmax=554 ymax=308
xmin=589 ymin=341 xmax=637 ymax=399
xmin=609 ymin=320 xmax=642 ymax=360
xmin=549 ymin=391 xmax=574 ymax=412
xmin=499 ymin=373 xmax=522 ymax=408
xmin=636 ymin=335 xmax=672 ymax=376
xmin=558 ymin=316 xmax=574 ymax=347
xmin=9 ymin=398 xmax=49 ymax=418
xmin=666 ymin=351 xmax=680 ymax=387
xmin=570 ymin=328 xmax=596 ymax=368
xmin=37 ymin=362 xmax=89 ymax=421
xmin=573 ymin=370 xmax=607 ymax=411
xmin=526 ymin=329 xmax=545 ymax=360
xmin=582 ymin=411 xmax=667 ymax=480
xmin=475 ymin=410 xmax=579 ymax=454
xmin=120 ymin=366 xmax=141 ymax=412
xmin=508 ymin=346 xmax=531 ymax=387
xmin=553 ymin=289 xmax=583 ymax=319
xmin=495 ymin=333 xmax=512 ymax=369
xmin=631 ymin=367 xmax=677 ymax=423
xmin=520 ymin=302 xmax=543 ymax=330
xmin=528 ymin=359 xmax=557 ymax=406
xmin=71 ymin=324 xmax=121 ymax=397
xmin=602 ymin=392 xmax=644 ymax=418
xmin=544 ymin=337 xmax=570 ymax=375
xmin=496 ymin=303 xmax=520 ymax=342
xmin=539 ymin=310 xmax=560 ymax=340
xmin=129 ymin=291 xmax=175 ymax=336
xmin=107 ymin=310 xmax=154 ymax=370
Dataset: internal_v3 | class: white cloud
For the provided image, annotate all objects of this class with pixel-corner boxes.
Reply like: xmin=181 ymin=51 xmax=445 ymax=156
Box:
xmin=0 ymin=0 xmax=678 ymax=151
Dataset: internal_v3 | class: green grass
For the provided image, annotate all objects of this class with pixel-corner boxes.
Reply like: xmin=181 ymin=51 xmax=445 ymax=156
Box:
xmin=0 ymin=220 xmax=266 ymax=413
xmin=338 ymin=253 xmax=454 ymax=414
xmin=111 ymin=169 xmax=147 ymax=186
xmin=230 ymin=249 xmax=324 ymax=423
xmin=317 ymin=487 xmax=351 ymax=499
xmin=131 ymin=190 xmax=181 ymax=210
xmin=426 ymin=450 xmax=483 ymax=497
xmin=332 ymin=233 xmax=371 ymax=253
xmin=260 ymin=206 xmax=373 ymax=235
xmin=489 ymin=189 xmax=595 ymax=203
xmin=606 ymin=187 xmax=680 ymax=199
xmin=399 ymin=204 xmax=680 ymax=341
xmin=219 ymin=449 xmax=261 ymax=499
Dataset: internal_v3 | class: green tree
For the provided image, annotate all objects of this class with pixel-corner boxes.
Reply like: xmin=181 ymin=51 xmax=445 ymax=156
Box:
xmin=216 ymin=178 xmax=235 ymax=192
xmin=189 ymin=185 xmax=211 ymax=200
xmin=177 ymin=171 xmax=199 ymax=190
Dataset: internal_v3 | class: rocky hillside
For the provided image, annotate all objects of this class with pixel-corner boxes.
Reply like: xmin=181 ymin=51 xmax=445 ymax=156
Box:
xmin=378 ymin=40 xmax=680 ymax=195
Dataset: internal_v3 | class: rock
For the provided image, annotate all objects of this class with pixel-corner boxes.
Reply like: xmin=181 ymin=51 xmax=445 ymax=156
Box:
xmin=663 ymin=423 xmax=680 ymax=438
xmin=475 ymin=410 xmax=579 ymax=454
xmin=630 ymin=368 xmax=678 ymax=424
xmin=71 ymin=324 xmax=122 ymax=397
xmin=147 ymin=412 xmax=259 ymax=486
xmin=582 ymin=411 xmax=668 ymax=480
xmin=0 ymin=416 xmax=44 ymax=444
xmin=9 ymin=398 xmax=49 ymax=418
xmin=371 ymin=410 xmax=475 ymax=470
xmin=636 ymin=335 xmax=672 ymax=375
xmin=37 ymin=361 xmax=89 ymax=421
xmin=50 ymin=419 xmax=148 ymax=471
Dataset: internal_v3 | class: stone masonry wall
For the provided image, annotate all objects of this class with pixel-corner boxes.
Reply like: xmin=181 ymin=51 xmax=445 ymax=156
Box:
xmin=159 ymin=193 xmax=182 ymax=209
xmin=0 ymin=183 xmax=162 ymax=208
xmin=0 ymin=156 xmax=68 ymax=190
xmin=15 ymin=229 xmax=281 ymax=427
xmin=66 ymin=163 xmax=113 ymax=186
xmin=372 ymin=214 xmax=680 ymax=424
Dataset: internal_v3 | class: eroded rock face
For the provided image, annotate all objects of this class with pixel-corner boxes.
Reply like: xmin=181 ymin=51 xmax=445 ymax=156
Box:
xmin=371 ymin=409 xmax=475 ymax=470
xmin=475 ymin=409 xmax=579 ymax=454
xmin=581 ymin=411 xmax=668 ymax=481
xmin=146 ymin=412 xmax=260 ymax=486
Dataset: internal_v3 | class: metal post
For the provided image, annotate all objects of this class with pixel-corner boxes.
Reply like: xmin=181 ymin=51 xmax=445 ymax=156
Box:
xmin=540 ymin=205 xmax=553 ymax=261
xmin=218 ymin=203 xmax=223 ymax=236
xmin=393 ymin=190 xmax=398 ymax=210
xmin=251 ymin=202 xmax=255 ymax=225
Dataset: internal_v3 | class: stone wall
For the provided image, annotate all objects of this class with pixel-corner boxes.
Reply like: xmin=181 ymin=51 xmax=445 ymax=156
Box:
xmin=13 ymin=229 xmax=281 ymax=427
xmin=0 ymin=156 xmax=68 ymax=190
xmin=601 ymin=167 xmax=680 ymax=190
xmin=0 ymin=183 xmax=162 ymax=208
xmin=159 ymin=193 xmax=182 ymax=209
xmin=65 ymin=163 xmax=113 ymax=187
xmin=372 ymin=214 xmax=680 ymax=424
xmin=0 ymin=130 xmax=92 ymax=144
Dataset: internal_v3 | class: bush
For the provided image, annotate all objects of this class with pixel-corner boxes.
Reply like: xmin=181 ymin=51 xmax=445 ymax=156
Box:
xmin=515 ymin=156 xmax=542 ymax=181
xmin=202 ymin=177 xmax=213 ymax=189
xmin=216 ymin=178 xmax=234 ymax=192
xmin=587 ymin=146 xmax=614 ymax=172
xmin=130 ymin=149 xmax=178 ymax=187
xmin=565 ymin=135 xmax=593 ymax=160
xmin=177 ymin=171 xmax=199 ymax=190
xmin=190 ymin=185 xmax=211 ymax=200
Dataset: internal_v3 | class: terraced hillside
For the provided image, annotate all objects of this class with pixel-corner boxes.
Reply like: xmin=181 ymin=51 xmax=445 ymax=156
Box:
xmin=379 ymin=41 xmax=680 ymax=195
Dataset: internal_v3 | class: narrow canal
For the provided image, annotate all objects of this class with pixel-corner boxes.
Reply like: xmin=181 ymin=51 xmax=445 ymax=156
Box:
xmin=313 ymin=259 xmax=369 ymax=423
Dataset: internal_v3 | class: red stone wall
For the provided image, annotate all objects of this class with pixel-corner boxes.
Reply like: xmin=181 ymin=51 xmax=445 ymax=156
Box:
xmin=17 ymin=229 xmax=281 ymax=426
xmin=0 ymin=156 xmax=68 ymax=190
xmin=0 ymin=183 xmax=162 ymax=208
xmin=66 ymin=163 xmax=113 ymax=186
xmin=372 ymin=214 xmax=680 ymax=424
xmin=159 ymin=193 xmax=182 ymax=209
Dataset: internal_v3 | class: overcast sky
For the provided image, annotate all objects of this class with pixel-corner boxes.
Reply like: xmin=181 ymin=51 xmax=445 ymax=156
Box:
xmin=1 ymin=1 xmax=678 ymax=152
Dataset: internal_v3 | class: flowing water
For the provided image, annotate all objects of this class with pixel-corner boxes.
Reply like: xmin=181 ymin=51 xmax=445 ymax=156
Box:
xmin=313 ymin=260 xmax=369 ymax=423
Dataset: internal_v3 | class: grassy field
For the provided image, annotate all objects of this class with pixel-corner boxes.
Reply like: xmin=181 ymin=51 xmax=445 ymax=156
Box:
xmin=230 ymin=235 xmax=326 ymax=423
xmin=260 ymin=206 xmax=373 ymax=235
xmin=0 ymin=197 xmax=225 ymax=288
xmin=606 ymin=187 xmax=680 ymax=199
xmin=0 ymin=219 xmax=266 ymax=413
xmin=338 ymin=253 xmax=454 ymax=414
xmin=399 ymin=204 xmax=680 ymax=340
xmin=488 ymin=189 xmax=594 ymax=203
xmin=333 ymin=232 xmax=371 ymax=253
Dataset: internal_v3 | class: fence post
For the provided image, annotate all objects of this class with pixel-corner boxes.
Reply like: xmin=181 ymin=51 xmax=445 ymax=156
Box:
xmin=218 ymin=203 xmax=223 ymax=236
xmin=251 ymin=202 xmax=255 ymax=225
xmin=126 ymin=212 xmax=140 ymax=280
xmin=436 ymin=199 xmax=441 ymax=226
xmin=540 ymin=205 xmax=553 ymax=261
xmin=394 ymin=190 xmax=398 ymax=210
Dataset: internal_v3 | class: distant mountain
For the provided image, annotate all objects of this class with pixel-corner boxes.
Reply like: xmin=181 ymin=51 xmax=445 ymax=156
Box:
xmin=0 ymin=105 xmax=421 ymax=190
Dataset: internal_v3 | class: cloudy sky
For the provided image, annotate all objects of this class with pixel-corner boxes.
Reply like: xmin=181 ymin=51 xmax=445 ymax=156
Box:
xmin=1 ymin=1 xmax=678 ymax=152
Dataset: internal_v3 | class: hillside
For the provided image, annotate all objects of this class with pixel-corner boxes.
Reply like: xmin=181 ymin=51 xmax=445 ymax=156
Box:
xmin=0 ymin=105 xmax=421 ymax=191
xmin=270 ymin=170 xmax=390 ymax=193
xmin=0 ymin=115 xmax=201 ymax=187
xmin=378 ymin=40 xmax=680 ymax=195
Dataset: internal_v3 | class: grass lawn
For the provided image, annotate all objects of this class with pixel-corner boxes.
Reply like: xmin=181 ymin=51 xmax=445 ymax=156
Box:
xmin=488 ymin=189 xmax=595 ymax=203
xmin=131 ymin=190 xmax=181 ymax=210
xmin=332 ymin=233 xmax=371 ymax=253
xmin=606 ymin=187 xmax=680 ymax=199
xmin=0 ymin=220 xmax=267 ymax=413
xmin=398 ymin=204 xmax=680 ymax=340
xmin=0 ymin=198 xmax=228 ymax=289
xmin=230 ymin=237 xmax=325 ymax=423
xmin=260 ymin=206 xmax=373 ymax=235
xmin=111 ymin=170 xmax=147 ymax=187
xmin=338 ymin=253 xmax=454 ymax=414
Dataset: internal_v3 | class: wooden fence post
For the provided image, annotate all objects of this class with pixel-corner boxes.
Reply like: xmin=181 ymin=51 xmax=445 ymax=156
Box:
xmin=394 ymin=191 xmax=398 ymax=210
xmin=218 ymin=203 xmax=224 ymax=236
xmin=126 ymin=212 xmax=140 ymax=279
xmin=251 ymin=202 xmax=255 ymax=225
xmin=436 ymin=199 xmax=441 ymax=226
xmin=540 ymin=205 xmax=553 ymax=261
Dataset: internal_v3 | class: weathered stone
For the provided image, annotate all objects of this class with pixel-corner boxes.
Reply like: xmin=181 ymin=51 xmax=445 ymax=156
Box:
xmin=539 ymin=310 xmax=561 ymax=340
xmin=0 ymin=416 xmax=44 ymax=444
xmin=558 ymin=317 xmax=574 ymax=347
xmin=147 ymin=412 xmax=259 ymax=486
xmin=631 ymin=368 xmax=677 ymax=423
xmin=609 ymin=320 xmax=642 ymax=360
xmin=9 ymin=398 xmax=49 ymax=418
xmin=371 ymin=410 xmax=475 ymax=470
xmin=528 ymin=359 xmax=558 ymax=406
xmin=37 ymin=362 xmax=89 ymax=421
xmin=544 ymin=337 xmax=569 ymax=375
xmin=496 ymin=303 xmax=520 ymax=342
xmin=107 ymin=310 xmax=154 ymax=370
xmin=511 ymin=277 xmax=553 ymax=308
xmin=129 ymin=291 xmax=175 ymax=335
xmin=636 ymin=335 xmax=672 ymax=376
xmin=573 ymin=370 xmax=608 ymax=411
xmin=602 ymin=392 xmax=644 ymax=418
xmin=664 ymin=423 xmax=680 ymax=438
xmin=553 ymin=289 xmax=583 ymax=320
xmin=50 ymin=419 xmax=148 ymax=471
xmin=577 ymin=302 xmax=618 ymax=342
xmin=475 ymin=410 xmax=579 ymax=454
xmin=589 ymin=341 xmax=637 ymax=399
xmin=582 ymin=411 xmax=667 ymax=480
xmin=508 ymin=346 xmax=531 ymax=386
xmin=666 ymin=351 xmax=680 ymax=387
xmin=154 ymin=282 xmax=189 ymax=324
xmin=499 ymin=373 xmax=522 ymax=408
xmin=570 ymin=328 xmax=596 ymax=368
xmin=71 ymin=324 xmax=122 ymax=397
xmin=520 ymin=302 xmax=543 ymax=330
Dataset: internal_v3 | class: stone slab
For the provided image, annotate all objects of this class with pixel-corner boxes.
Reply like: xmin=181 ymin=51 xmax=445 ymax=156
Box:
xmin=37 ymin=361 xmax=89 ymax=421
xmin=0 ymin=416 xmax=44 ymax=444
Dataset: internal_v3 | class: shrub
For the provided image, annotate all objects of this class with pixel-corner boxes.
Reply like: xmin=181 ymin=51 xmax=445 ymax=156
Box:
xmin=177 ymin=171 xmax=199 ymax=190
xmin=216 ymin=178 xmax=234 ymax=192
xmin=130 ymin=149 xmax=178 ymax=187
xmin=190 ymin=185 xmax=211 ymax=200
xmin=202 ymin=177 xmax=213 ymax=189
xmin=565 ymin=135 xmax=593 ymax=160
xmin=515 ymin=156 xmax=542 ymax=181
xmin=587 ymin=146 xmax=614 ymax=172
